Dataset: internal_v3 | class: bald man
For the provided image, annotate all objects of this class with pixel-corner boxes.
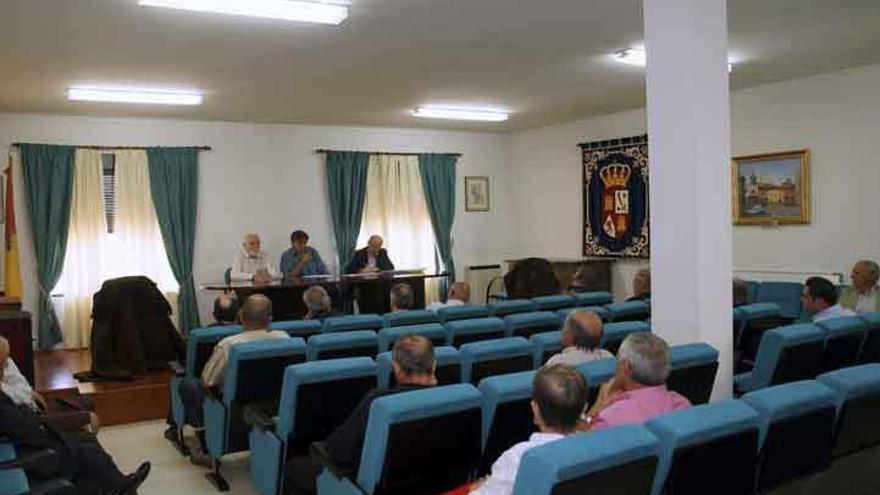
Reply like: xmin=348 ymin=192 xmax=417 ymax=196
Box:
xmin=840 ymin=260 xmax=880 ymax=314
xmin=546 ymin=310 xmax=613 ymax=366
xmin=231 ymin=233 xmax=281 ymax=282
xmin=347 ymin=235 xmax=395 ymax=274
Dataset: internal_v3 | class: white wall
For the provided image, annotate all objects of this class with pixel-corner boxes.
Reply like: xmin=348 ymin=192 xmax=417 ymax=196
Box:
xmin=0 ymin=114 xmax=514 ymax=326
xmin=510 ymin=62 xmax=880 ymax=297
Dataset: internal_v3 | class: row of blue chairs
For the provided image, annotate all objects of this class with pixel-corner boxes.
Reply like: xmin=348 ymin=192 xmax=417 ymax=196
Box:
xmin=0 ymin=440 xmax=78 ymax=495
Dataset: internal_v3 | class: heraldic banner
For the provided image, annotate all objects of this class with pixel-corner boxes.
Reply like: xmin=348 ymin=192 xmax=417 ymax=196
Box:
xmin=581 ymin=134 xmax=649 ymax=258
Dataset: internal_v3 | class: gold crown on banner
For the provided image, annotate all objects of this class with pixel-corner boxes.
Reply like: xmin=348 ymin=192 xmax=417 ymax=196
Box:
xmin=599 ymin=163 xmax=631 ymax=188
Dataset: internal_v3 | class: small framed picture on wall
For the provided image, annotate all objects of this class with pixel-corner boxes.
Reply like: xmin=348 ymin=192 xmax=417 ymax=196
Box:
xmin=465 ymin=176 xmax=490 ymax=211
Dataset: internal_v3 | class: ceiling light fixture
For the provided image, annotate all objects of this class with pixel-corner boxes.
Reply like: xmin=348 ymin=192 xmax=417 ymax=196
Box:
xmin=138 ymin=0 xmax=350 ymax=25
xmin=67 ymin=87 xmax=204 ymax=105
xmin=412 ymin=107 xmax=509 ymax=122
xmin=614 ymin=47 xmax=733 ymax=72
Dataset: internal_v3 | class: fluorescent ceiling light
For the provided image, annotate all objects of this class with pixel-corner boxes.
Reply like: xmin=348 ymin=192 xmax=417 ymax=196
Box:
xmin=67 ymin=87 xmax=204 ymax=105
xmin=614 ymin=47 xmax=734 ymax=72
xmin=138 ymin=0 xmax=350 ymax=25
xmin=412 ymin=107 xmax=509 ymax=122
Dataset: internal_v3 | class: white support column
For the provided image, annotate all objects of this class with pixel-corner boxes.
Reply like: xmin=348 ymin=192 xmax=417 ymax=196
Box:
xmin=643 ymin=0 xmax=733 ymax=398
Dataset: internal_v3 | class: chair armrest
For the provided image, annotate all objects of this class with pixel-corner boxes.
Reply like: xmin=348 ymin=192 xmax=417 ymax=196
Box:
xmin=0 ymin=448 xmax=61 ymax=478
xmin=243 ymin=404 xmax=276 ymax=431
xmin=310 ymin=442 xmax=357 ymax=480
xmin=30 ymin=478 xmax=78 ymax=495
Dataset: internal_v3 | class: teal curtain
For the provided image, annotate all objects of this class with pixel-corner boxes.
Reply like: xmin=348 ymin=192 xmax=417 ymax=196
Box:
xmin=326 ymin=151 xmax=369 ymax=268
xmin=418 ymin=154 xmax=458 ymax=284
xmin=147 ymin=147 xmax=200 ymax=334
xmin=20 ymin=144 xmax=75 ymax=349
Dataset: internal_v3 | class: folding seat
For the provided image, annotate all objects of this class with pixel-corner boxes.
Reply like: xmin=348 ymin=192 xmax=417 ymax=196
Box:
xmin=503 ymin=311 xmax=561 ymax=339
xmin=572 ymin=291 xmax=613 ymax=307
xmin=436 ymin=304 xmax=491 ymax=323
xmin=817 ymin=363 xmax=880 ymax=457
xmin=488 ymin=299 xmax=538 ymax=317
xmin=574 ymin=357 xmax=617 ymax=404
xmin=754 ymin=281 xmax=803 ymax=322
xmin=377 ymin=323 xmax=448 ymax=352
xmin=857 ymin=311 xmax=880 ymax=363
xmin=605 ymin=300 xmax=651 ymax=322
xmin=733 ymin=324 xmax=826 ymax=395
xmin=667 ymin=343 xmax=719 ymax=405
xmin=733 ymin=303 xmax=782 ymax=368
xmin=512 ymin=424 xmax=660 ymax=495
xmin=460 ymin=337 xmax=536 ymax=384
xmin=558 ymin=305 xmax=610 ymax=322
xmin=445 ymin=317 xmax=507 ymax=347
xmin=381 ymin=309 xmax=439 ymax=328
xmin=530 ymin=294 xmax=578 ymax=311
xmin=270 ymin=320 xmax=323 ymax=340
xmin=478 ymin=370 xmax=536 ymax=476
xmin=600 ymin=321 xmax=650 ymax=355
xmin=203 ymin=338 xmax=307 ymax=490
xmin=816 ymin=316 xmax=867 ymax=373
xmin=248 ymin=358 xmax=377 ymax=495
xmin=314 ymin=384 xmax=483 ymax=495
xmin=741 ymin=380 xmax=837 ymax=490
xmin=321 ymin=314 xmax=384 ymax=334
xmin=529 ymin=331 xmax=562 ymax=368
xmin=646 ymin=400 xmax=760 ymax=495
xmin=307 ymin=331 xmax=379 ymax=361
xmin=375 ymin=346 xmax=461 ymax=389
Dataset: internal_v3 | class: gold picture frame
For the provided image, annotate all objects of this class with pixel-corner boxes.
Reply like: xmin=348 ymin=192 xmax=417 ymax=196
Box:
xmin=465 ymin=176 xmax=490 ymax=212
xmin=732 ymin=149 xmax=810 ymax=225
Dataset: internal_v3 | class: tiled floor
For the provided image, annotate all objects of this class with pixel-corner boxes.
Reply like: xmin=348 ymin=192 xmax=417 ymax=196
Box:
xmin=98 ymin=420 xmax=258 ymax=495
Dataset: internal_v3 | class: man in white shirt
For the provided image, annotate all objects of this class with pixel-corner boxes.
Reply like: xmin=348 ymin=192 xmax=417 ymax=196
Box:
xmin=471 ymin=364 xmax=587 ymax=495
xmin=840 ymin=260 xmax=880 ymax=315
xmin=230 ymin=233 xmax=280 ymax=283
xmin=426 ymin=282 xmax=471 ymax=312
xmin=803 ymin=276 xmax=856 ymax=323
xmin=546 ymin=309 xmax=613 ymax=366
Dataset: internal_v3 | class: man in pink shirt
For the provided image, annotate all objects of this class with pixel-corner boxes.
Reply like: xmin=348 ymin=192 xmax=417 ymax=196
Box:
xmin=587 ymin=332 xmax=690 ymax=430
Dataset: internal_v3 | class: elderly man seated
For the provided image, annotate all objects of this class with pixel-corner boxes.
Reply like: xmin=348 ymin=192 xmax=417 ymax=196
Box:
xmin=426 ymin=281 xmax=471 ymax=312
xmin=803 ymin=276 xmax=856 ymax=322
xmin=586 ymin=332 xmax=690 ymax=430
xmin=231 ymin=233 xmax=280 ymax=283
xmin=626 ymin=268 xmax=651 ymax=302
xmin=303 ymin=285 xmax=335 ymax=320
xmin=347 ymin=235 xmax=395 ymax=274
xmin=840 ymin=260 xmax=880 ymax=314
xmin=546 ymin=309 xmax=613 ymax=366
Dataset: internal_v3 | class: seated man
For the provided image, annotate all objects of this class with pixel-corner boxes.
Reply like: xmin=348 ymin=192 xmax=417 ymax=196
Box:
xmin=390 ymin=283 xmax=414 ymax=312
xmin=285 ymin=335 xmax=437 ymax=494
xmin=471 ymin=364 xmax=587 ymax=495
xmin=231 ymin=233 xmax=281 ymax=283
xmin=733 ymin=277 xmax=749 ymax=307
xmin=426 ymin=281 xmax=471 ymax=312
xmin=626 ymin=268 xmax=651 ymax=302
xmin=303 ymin=285 xmax=335 ymax=320
xmin=567 ymin=265 xmax=590 ymax=292
xmin=212 ymin=294 xmax=240 ymax=326
xmin=281 ymin=230 xmax=329 ymax=277
xmin=803 ymin=276 xmax=856 ymax=322
xmin=347 ymin=235 xmax=395 ymax=274
xmin=587 ymin=332 xmax=690 ymax=430
xmin=546 ymin=310 xmax=613 ymax=366
xmin=840 ymin=260 xmax=880 ymax=314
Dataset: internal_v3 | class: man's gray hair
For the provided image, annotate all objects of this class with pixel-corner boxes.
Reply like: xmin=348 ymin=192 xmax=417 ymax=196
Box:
xmin=303 ymin=285 xmax=332 ymax=311
xmin=390 ymin=283 xmax=413 ymax=310
xmin=858 ymin=260 xmax=880 ymax=283
xmin=617 ymin=332 xmax=670 ymax=386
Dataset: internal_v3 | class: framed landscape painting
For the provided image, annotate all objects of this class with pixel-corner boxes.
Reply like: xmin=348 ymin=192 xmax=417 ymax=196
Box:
xmin=732 ymin=150 xmax=810 ymax=225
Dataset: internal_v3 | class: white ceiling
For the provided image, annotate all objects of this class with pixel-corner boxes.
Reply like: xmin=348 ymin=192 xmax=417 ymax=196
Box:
xmin=0 ymin=0 xmax=878 ymax=131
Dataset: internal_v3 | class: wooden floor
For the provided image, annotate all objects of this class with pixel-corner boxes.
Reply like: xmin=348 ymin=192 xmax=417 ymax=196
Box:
xmin=34 ymin=349 xmax=172 ymax=426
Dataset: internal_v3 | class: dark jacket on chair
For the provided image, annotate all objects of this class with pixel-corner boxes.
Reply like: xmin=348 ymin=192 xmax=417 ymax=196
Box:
xmin=346 ymin=248 xmax=395 ymax=274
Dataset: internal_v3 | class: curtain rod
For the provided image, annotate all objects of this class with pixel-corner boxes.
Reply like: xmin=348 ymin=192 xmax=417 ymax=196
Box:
xmin=315 ymin=148 xmax=461 ymax=157
xmin=10 ymin=143 xmax=212 ymax=151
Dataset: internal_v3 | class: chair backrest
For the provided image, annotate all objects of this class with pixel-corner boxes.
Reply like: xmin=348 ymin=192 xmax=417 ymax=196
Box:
xmin=478 ymin=370 xmax=536 ymax=476
xmin=529 ymin=331 xmax=562 ymax=368
xmin=606 ymin=300 xmax=651 ymax=322
xmin=270 ymin=320 xmax=323 ymax=340
xmin=558 ymin=305 xmax=610 ymax=323
xmin=322 ymin=314 xmax=384 ymax=333
xmin=436 ymin=304 xmax=491 ymax=323
xmin=755 ymin=282 xmax=803 ymax=321
xmin=816 ymin=316 xmax=867 ymax=373
xmin=488 ymin=299 xmax=539 ymax=317
xmin=645 ymin=400 xmax=760 ymax=495
xmin=859 ymin=312 xmax=880 ymax=363
xmin=530 ymin=294 xmax=578 ymax=311
xmin=573 ymin=291 xmax=613 ymax=307
xmin=741 ymin=380 xmax=837 ymax=490
xmin=734 ymin=303 xmax=782 ymax=352
xmin=375 ymin=346 xmax=461 ymax=389
xmin=574 ymin=357 xmax=617 ymax=404
xmin=382 ymin=309 xmax=440 ymax=328
xmin=459 ymin=337 xmax=536 ymax=384
xmin=742 ymin=324 xmax=826 ymax=392
xmin=445 ymin=317 xmax=507 ymax=347
xmin=186 ymin=325 xmax=242 ymax=376
xmin=512 ymin=424 xmax=659 ymax=495
xmin=817 ymin=363 xmax=880 ymax=457
xmin=601 ymin=321 xmax=651 ymax=355
xmin=275 ymin=358 xmax=377 ymax=454
xmin=307 ymin=331 xmax=379 ymax=361
xmin=357 ymin=384 xmax=483 ymax=495
xmin=377 ymin=323 xmax=448 ymax=352
xmin=746 ymin=280 xmax=760 ymax=304
xmin=667 ymin=343 xmax=720 ymax=405
xmin=0 ymin=467 xmax=28 ymax=495
xmin=503 ymin=311 xmax=561 ymax=339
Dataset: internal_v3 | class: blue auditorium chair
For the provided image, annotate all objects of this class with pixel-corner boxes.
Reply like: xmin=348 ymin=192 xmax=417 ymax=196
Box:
xmin=572 ymin=291 xmax=613 ymax=307
xmin=460 ymin=337 xmax=536 ymax=384
xmin=321 ymin=314 xmax=384 ymax=334
xmin=0 ymin=441 xmax=76 ymax=495
xmin=645 ymin=400 xmax=760 ymax=495
xmin=436 ymin=304 xmax=491 ymax=323
xmin=512 ymin=424 xmax=660 ymax=495
xmin=381 ymin=309 xmax=439 ymax=328
xmin=557 ymin=305 xmax=610 ymax=323
xmin=530 ymin=294 xmax=577 ymax=311
xmin=746 ymin=280 xmax=760 ymax=304
xmin=733 ymin=324 xmax=826 ymax=395
xmin=815 ymin=316 xmax=867 ymax=373
xmin=478 ymin=370 xmax=536 ymax=476
xmin=605 ymin=300 xmax=651 ymax=322
xmin=600 ymin=321 xmax=650 ymax=355
xmin=203 ymin=338 xmax=307 ymax=490
xmin=817 ymin=363 xmax=880 ymax=457
xmin=488 ymin=299 xmax=538 ymax=317
xmin=733 ymin=303 xmax=782 ymax=367
xmin=375 ymin=346 xmax=461 ymax=389
xmin=307 ymin=331 xmax=379 ymax=361
xmin=376 ymin=323 xmax=448 ymax=351
xmin=445 ymin=317 xmax=507 ymax=346
xmin=741 ymin=380 xmax=837 ymax=490
xmin=249 ymin=358 xmax=377 ymax=495
xmin=314 ymin=384 xmax=483 ymax=495
xmin=574 ymin=357 xmax=617 ymax=404
xmin=503 ymin=311 xmax=561 ymax=339
xmin=271 ymin=320 xmax=323 ymax=340
xmin=667 ymin=343 xmax=719 ymax=405
xmin=529 ymin=331 xmax=562 ymax=368
xmin=0 ymin=468 xmax=28 ymax=495
xmin=857 ymin=311 xmax=880 ymax=363
xmin=755 ymin=281 xmax=803 ymax=321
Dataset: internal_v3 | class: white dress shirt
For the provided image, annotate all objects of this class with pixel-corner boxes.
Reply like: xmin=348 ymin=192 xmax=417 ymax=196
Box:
xmin=230 ymin=248 xmax=281 ymax=282
xmin=426 ymin=299 xmax=465 ymax=313
xmin=200 ymin=329 xmax=290 ymax=388
xmin=855 ymin=285 xmax=880 ymax=315
xmin=471 ymin=432 xmax=565 ymax=495
xmin=546 ymin=346 xmax=614 ymax=367
xmin=813 ymin=303 xmax=857 ymax=323
xmin=1 ymin=358 xmax=38 ymax=410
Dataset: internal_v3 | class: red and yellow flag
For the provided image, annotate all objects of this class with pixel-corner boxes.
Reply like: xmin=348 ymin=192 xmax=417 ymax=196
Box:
xmin=4 ymin=155 xmax=22 ymax=298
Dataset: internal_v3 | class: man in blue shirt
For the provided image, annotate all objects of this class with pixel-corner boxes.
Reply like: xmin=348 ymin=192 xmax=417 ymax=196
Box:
xmin=280 ymin=230 xmax=329 ymax=277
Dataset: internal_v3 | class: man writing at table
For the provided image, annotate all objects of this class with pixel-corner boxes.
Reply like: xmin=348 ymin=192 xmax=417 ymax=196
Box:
xmin=347 ymin=235 xmax=395 ymax=274
xmin=231 ymin=233 xmax=280 ymax=284
xmin=281 ymin=230 xmax=329 ymax=277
